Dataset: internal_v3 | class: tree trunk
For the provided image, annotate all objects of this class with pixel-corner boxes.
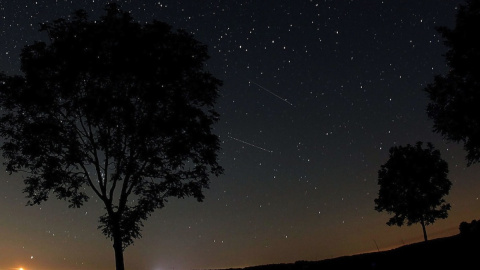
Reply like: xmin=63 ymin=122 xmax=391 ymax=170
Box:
xmin=113 ymin=231 xmax=125 ymax=270
xmin=420 ymin=220 xmax=428 ymax=242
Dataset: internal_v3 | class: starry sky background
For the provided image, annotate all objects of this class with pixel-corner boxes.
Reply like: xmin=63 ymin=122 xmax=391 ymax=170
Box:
xmin=1 ymin=1 xmax=479 ymax=270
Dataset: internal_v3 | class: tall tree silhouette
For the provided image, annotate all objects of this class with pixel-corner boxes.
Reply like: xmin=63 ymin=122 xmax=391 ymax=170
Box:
xmin=424 ymin=0 xmax=480 ymax=165
xmin=0 ymin=4 xmax=223 ymax=270
xmin=374 ymin=142 xmax=451 ymax=242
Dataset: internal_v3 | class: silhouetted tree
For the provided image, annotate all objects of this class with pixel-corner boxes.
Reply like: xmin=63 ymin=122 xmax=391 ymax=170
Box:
xmin=424 ymin=0 xmax=480 ymax=165
xmin=374 ymin=142 xmax=451 ymax=242
xmin=459 ymin=219 xmax=480 ymax=236
xmin=0 ymin=4 xmax=223 ymax=270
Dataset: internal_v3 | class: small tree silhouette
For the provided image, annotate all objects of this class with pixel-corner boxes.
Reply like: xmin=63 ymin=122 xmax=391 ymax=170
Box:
xmin=374 ymin=142 xmax=451 ymax=242
xmin=424 ymin=0 xmax=480 ymax=165
xmin=0 ymin=4 xmax=223 ymax=270
xmin=459 ymin=219 xmax=480 ymax=236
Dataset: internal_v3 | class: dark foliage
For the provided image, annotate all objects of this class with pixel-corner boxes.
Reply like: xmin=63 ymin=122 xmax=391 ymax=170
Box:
xmin=459 ymin=219 xmax=480 ymax=236
xmin=374 ymin=142 xmax=451 ymax=241
xmin=0 ymin=4 xmax=223 ymax=270
xmin=424 ymin=0 xmax=480 ymax=165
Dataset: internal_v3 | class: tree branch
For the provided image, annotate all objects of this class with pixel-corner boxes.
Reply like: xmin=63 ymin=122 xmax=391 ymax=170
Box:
xmin=103 ymin=125 xmax=110 ymax=199
xmin=126 ymin=160 xmax=149 ymax=198
xmin=108 ymin=134 xmax=128 ymax=204
xmin=78 ymin=161 xmax=104 ymax=201
xmin=118 ymin=136 xmax=137 ymax=213
xmin=85 ymin=118 xmax=107 ymax=198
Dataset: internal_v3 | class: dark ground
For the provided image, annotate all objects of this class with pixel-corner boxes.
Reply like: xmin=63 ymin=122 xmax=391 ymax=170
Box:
xmin=215 ymin=230 xmax=479 ymax=270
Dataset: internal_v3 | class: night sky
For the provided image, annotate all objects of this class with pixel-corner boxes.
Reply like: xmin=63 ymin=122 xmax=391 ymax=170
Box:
xmin=1 ymin=1 xmax=479 ymax=270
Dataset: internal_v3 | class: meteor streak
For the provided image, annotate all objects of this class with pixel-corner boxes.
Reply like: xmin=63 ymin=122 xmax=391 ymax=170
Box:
xmin=249 ymin=80 xmax=294 ymax=106
xmin=228 ymin=135 xmax=273 ymax=153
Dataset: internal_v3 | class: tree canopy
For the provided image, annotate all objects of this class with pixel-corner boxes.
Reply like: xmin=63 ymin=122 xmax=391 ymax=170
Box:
xmin=375 ymin=142 xmax=451 ymax=242
xmin=0 ymin=4 xmax=223 ymax=270
xmin=424 ymin=0 xmax=480 ymax=165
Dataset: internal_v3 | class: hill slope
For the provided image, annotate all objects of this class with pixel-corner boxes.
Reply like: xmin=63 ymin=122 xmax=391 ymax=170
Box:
xmin=220 ymin=233 xmax=478 ymax=270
